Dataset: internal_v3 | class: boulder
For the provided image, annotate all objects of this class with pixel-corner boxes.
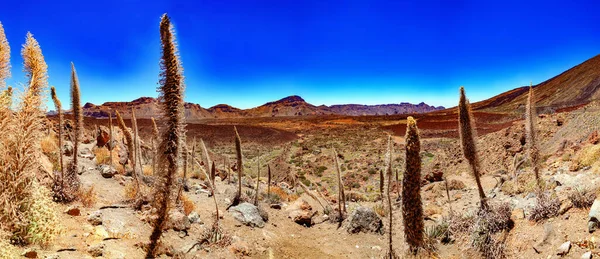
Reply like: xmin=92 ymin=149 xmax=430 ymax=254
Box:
xmin=229 ymin=202 xmax=265 ymax=228
xmin=424 ymin=170 xmax=443 ymax=183
xmin=187 ymin=211 xmax=202 ymax=224
xmin=582 ymin=251 xmax=592 ymax=259
xmin=589 ymin=131 xmax=599 ymax=145
xmin=557 ymin=241 xmax=571 ymax=256
xmin=166 ymin=210 xmax=191 ymax=231
xmin=289 ymin=210 xmax=316 ymax=227
xmin=64 ymin=141 xmax=74 ymax=156
xmin=65 ymin=206 xmax=81 ymax=216
xmin=589 ymin=199 xmax=600 ymax=233
xmin=96 ymin=125 xmax=111 ymax=147
xmin=98 ymin=165 xmax=117 ymax=178
xmin=87 ymin=211 xmax=103 ymax=226
xmin=346 ymin=207 xmax=383 ymax=235
xmin=87 ymin=243 xmax=104 ymax=257
xmin=79 ymin=147 xmax=95 ymax=160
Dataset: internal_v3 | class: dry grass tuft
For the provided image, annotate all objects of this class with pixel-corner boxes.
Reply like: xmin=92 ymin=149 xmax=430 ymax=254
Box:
xmin=573 ymin=144 xmax=600 ymax=169
xmin=529 ymin=192 xmax=560 ymax=222
xmin=181 ymin=195 xmax=195 ymax=216
xmin=41 ymin=134 xmax=58 ymax=155
xmin=94 ymin=147 xmax=111 ymax=165
xmin=78 ymin=186 xmax=97 ymax=208
xmin=24 ymin=181 xmax=62 ymax=246
xmin=569 ymin=188 xmax=596 ymax=209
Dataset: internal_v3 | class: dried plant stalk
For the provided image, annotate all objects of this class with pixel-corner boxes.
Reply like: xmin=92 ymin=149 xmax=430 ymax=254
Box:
xmin=458 ymin=86 xmax=487 ymax=208
xmin=147 ymin=13 xmax=186 ymax=257
xmin=403 ymin=117 xmax=424 ymax=254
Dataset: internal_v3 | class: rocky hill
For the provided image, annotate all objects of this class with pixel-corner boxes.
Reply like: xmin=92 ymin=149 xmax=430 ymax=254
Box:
xmin=78 ymin=95 xmax=444 ymax=119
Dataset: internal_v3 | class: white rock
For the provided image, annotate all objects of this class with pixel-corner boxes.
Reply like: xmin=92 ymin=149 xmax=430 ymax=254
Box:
xmin=557 ymin=241 xmax=571 ymax=256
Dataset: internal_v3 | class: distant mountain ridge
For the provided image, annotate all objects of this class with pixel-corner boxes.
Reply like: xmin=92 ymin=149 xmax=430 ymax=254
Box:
xmin=77 ymin=95 xmax=445 ymax=119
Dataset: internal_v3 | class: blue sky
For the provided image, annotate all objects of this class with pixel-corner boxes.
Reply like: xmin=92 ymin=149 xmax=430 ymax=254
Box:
xmin=1 ymin=0 xmax=599 ymax=109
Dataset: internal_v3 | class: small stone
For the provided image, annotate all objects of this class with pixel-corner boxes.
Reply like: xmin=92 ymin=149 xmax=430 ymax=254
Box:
xmin=581 ymin=251 xmax=592 ymax=259
xmin=229 ymin=202 xmax=265 ymax=228
xmin=188 ymin=211 xmax=202 ymax=224
xmin=98 ymin=165 xmax=117 ymax=178
xmin=270 ymin=203 xmax=282 ymax=210
xmin=559 ymin=200 xmax=573 ymax=215
xmin=87 ymin=211 xmax=102 ymax=226
xmin=43 ymin=254 xmax=59 ymax=259
xmin=87 ymin=244 xmax=104 ymax=257
xmin=23 ymin=249 xmax=37 ymax=258
xmin=557 ymin=241 xmax=571 ymax=256
xmin=65 ymin=206 xmax=81 ymax=216
xmin=371 ymin=246 xmax=382 ymax=250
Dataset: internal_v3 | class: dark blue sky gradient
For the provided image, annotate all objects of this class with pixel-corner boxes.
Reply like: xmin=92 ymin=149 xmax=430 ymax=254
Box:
xmin=1 ymin=0 xmax=599 ymax=109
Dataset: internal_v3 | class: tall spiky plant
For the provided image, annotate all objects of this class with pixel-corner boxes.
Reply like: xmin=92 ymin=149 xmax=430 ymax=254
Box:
xmin=229 ymin=126 xmax=244 ymax=208
xmin=151 ymin=117 xmax=159 ymax=174
xmin=525 ymin=83 xmax=542 ymax=190
xmin=61 ymin=63 xmax=83 ymax=202
xmin=1 ymin=32 xmax=60 ymax=244
xmin=50 ymin=87 xmax=65 ymax=190
xmin=147 ymin=13 xmax=186 ymax=258
xmin=267 ymin=164 xmax=272 ymax=200
xmin=333 ymin=147 xmax=346 ymax=222
xmin=384 ymin=135 xmax=397 ymax=259
xmin=116 ymin=110 xmax=139 ymax=194
xmin=131 ymin=108 xmax=141 ymax=176
xmin=0 ymin=22 xmax=10 ymax=90
xmin=200 ymin=138 xmax=212 ymax=186
xmin=403 ymin=117 xmax=424 ymax=254
xmin=254 ymin=149 xmax=261 ymax=206
xmin=108 ymin=112 xmax=113 ymax=166
xmin=190 ymin=137 xmax=196 ymax=181
xmin=458 ymin=86 xmax=487 ymax=208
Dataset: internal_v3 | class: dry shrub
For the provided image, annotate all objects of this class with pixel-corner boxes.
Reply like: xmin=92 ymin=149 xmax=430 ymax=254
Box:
xmin=142 ymin=165 xmax=153 ymax=176
xmin=500 ymin=173 xmax=538 ymax=196
xmin=529 ymin=192 xmax=560 ymax=222
xmin=124 ymin=181 xmax=139 ymax=201
xmin=78 ymin=186 xmax=97 ymax=208
xmin=181 ymin=195 xmax=195 ymax=215
xmin=569 ymin=188 xmax=596 ymax=209
xmin=373 ymin=203 xmax=387 ymax=217
xmin=269 ymin=186 xmax=298 ymax=202
xmin=346 ymin=191 xmax=368 ymax=202
xmin=40 ymin=134 xmax=58 ymax=155
xmin=448 ymin=202 xmax=513 ymax=259
xmin=574 ymin=144 xmax=600 ymax=169
xmin=24 ymin=181 xmax=62 ymax=246
xmin=93 ymin=147 xmax=111 ymax=165
xmin=446 ymin=179 xmax=466 ymax=190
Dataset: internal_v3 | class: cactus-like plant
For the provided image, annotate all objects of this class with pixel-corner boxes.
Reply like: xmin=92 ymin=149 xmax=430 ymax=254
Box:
xmin=333 ymin=147 xmax=346 ymax=221
xmin=56 ymin=63 xmax=83 ymax=202
xmin=131 ymin=108 xmax=141 ymax=176
xmin=115 ymin=110 xmax=139 ymax=193
xmin=384 ymin=135 xmax=397 ymax=259
xmin=525 ymin=83 xmax=542 ymax=189
xmin=403 ymin=117 xmax=424 ymax=254
xmin=458 ymin=86 xmax=487 ymax=208
xmin=0 ymin=22 xmax=9 ymax=90
xmin=108 ymin=112 xmax=113 ymax=166
xmin=254 ymin=150 xmax=261 ymax=205
xmin=267 ymin=164 xmax=272 ymax=200
xmin=147 ymin=13 xmax=186 ymax=257
xmin=1 ymin=32 xmax=60 ymax=245
xmin=50 ymin=87 xmax=65 ymax=190
xmin=151 ymin=117 xmax=158 ymax=174
xmin=229 ymin=126 xmax=244 ymax=208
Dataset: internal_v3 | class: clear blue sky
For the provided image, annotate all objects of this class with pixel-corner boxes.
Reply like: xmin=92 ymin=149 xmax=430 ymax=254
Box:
xmin=1 ymin=0 xmax=599 ymax=109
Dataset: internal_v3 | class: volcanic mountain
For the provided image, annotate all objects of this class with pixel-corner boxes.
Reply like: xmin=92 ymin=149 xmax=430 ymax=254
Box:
xmin=80 ymin=95 xmax=444 ymax=120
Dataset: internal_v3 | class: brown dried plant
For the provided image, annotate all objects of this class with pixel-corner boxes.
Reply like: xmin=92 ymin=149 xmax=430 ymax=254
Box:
xmin=525 ymin=83 xmax=542 ymax=190
xmin=229 ymin=126 xmax=244 ymax=209
xmin=147 ymin=13 xmax=186 ymax=258
xmin=0 ymin=22 xmax=10 ymax=89
xmin=50 ymin=86 xmax=65 ymax=195
xmin=115 ymin=110 xmax=140 ymax=196
xmin=403 ymin=117 xmax=424 ymax=254
xmin=1 ymin=31 xmax=60 ymax=245
xmin=333 ymin=147 xmax=346 ymax=223
xmin=108 ymin=112 xmax=113 ymax=166
xmin=384 ymin=135 xmax=398 ymax=259
xmin=458 ymin=86 xmax=487 ymax=209
xmin=151 ymin=117 xmax=159 ymax=174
